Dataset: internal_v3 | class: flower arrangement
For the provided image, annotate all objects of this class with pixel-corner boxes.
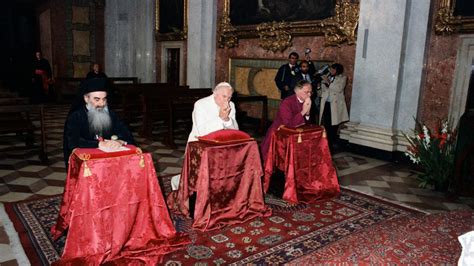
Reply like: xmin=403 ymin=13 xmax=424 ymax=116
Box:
xmin=404 ymin=120 xmax=457 ymax=191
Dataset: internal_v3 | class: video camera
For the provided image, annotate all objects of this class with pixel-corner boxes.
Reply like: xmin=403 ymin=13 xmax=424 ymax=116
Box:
xmin=317 ymin=64 xmax=330 ymax=76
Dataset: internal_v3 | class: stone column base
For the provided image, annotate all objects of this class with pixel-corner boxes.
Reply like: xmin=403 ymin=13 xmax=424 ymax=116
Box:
xmin=340 ymin=122 xmax=409 ymax=152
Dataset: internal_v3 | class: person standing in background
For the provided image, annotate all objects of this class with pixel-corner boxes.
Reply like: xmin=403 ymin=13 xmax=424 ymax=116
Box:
xmin=86 ymin=63 xmax=107 ymax=79
xmin=32 ymin=51 xmax=52 ymax=102
xmin=292 ymin=60 xmax=319 ymax=123
xmin=274 ymin=52 xmax=300 ymax=99
xmin=319 ymin=63 xmax=349 ymax=152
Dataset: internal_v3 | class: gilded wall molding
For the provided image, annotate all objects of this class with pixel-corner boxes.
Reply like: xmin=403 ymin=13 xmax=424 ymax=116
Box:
xmin=218 ymin=14 xmax=238 ymax=48
xmin=218 ymin=0 xmax=359 ymax=51
xmin=155 ymin=0 xmax=188 ymax=41
xmin=256 ymin=22 xmax=292 ymax=52
xmin=435 ymin=0 xmax=474 ymax=35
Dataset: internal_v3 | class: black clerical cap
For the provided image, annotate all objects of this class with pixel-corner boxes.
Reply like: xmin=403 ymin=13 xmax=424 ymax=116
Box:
xmin=81 ymin=78 xmax=108 ymax=94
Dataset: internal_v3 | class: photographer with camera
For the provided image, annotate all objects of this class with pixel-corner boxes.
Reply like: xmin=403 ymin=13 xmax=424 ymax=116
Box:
xmin=274 ymin=49 xmax=316 ymax=100
xmin=319 ymin=63 xmax=349 ymax=152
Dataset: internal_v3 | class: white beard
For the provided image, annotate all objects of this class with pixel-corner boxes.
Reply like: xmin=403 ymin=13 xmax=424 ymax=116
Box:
xmin=86 ymin=103 xmax=111 ymax=136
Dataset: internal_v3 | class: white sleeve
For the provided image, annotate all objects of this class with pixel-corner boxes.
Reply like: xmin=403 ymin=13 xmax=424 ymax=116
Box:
xmin=192 ymin=100 xmax=239 ymax=136
xmin=224 ymin=102 xmax=239 ymax=129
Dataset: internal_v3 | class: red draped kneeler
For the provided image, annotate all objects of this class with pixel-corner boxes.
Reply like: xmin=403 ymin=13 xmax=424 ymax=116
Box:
xmin=263 ymin=125 xmax=340 ymax=204
xmin=51 ymin=145 xmax=190 ymax=265
xmin=168 ymin=132 xmax=271 ymax=231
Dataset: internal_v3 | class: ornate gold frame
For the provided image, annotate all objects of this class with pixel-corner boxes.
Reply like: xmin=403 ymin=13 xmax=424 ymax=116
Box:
xmin=435 ymin=0 xmax=474 ymax=34
xmin=155 ymin=0 xmax=188 ymax=41
xmin=218 ymin=0 xmax=359 ymax=51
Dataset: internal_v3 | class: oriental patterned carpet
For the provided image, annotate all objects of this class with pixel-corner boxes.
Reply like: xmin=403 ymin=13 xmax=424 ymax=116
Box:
xmin=5 ymin=185 xmax=471 ymax=265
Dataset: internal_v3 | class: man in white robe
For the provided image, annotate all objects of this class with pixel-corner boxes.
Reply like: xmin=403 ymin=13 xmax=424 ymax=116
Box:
xmin=187 ymin=82 xmax=239 ymax=142
xmin=171 ymin=82 xmax=239 ymax=190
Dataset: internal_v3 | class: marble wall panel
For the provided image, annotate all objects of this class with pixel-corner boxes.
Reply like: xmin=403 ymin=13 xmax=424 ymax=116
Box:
xmin=73 ymin=62 xmax=90 ymax=78
xmin=73 ymin=30 xmax=90 ymax=56
xmin=72 ymin=6 xmax=89 ymax=24
xmin=105 ymin=0 xmax=155 ymax=82
xmin=419 ymin=0 xmax=460 ymax=128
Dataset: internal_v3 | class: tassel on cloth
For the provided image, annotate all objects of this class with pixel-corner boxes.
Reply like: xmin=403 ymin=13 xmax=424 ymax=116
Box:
xmin=78 ymin=153 xmax=92 ymax=177
xmin=83 ymin=162 xmax=92 ymax=177
xmin=136 ymin=148 xmax=145 ymax=168
xmin=296 ymin=128 xmax=303 ymax=143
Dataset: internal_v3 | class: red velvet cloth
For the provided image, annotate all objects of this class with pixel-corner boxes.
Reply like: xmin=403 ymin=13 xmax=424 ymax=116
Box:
xmin=51 ymin=146 xmax=190 ymax=265
xmin=197 ymin=129 xmax=253 ymax=144
xmin=264 ymin=125 xmax=340 ymax=203
xmin=167 ymin=140 xmax=271 ymax=231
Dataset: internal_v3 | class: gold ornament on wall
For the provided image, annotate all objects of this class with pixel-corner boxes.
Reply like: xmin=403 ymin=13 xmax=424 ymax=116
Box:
xmin=218 ymin=0 xmax=360 ymax=51
xmin=435 ymin=0 xmax=474 ymax=35
xmin=256 ymin=22 xmax=292 ymax=52
xmin=218 ymin=14 xmax=238 ymax=48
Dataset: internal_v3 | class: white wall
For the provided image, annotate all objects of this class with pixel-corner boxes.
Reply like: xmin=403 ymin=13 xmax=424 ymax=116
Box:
xmin=105 ymin=0 xmax=156 ymax=82
xmin=341 ymin=0 xmax=431 ymax=151
xmin=187 ymin=0 xmax=217 ymax=88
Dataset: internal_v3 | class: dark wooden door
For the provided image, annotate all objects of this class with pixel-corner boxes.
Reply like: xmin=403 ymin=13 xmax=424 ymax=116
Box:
xmin=166 ymin=48 xmax=180 ymax=86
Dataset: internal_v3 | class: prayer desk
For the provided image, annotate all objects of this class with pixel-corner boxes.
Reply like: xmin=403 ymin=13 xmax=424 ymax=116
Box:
xmin=51 ymin=146 xmax=189 ymax=265
xmin=168 ymin=140 xmax=271 ymax=231
xmin=264 ymin=125 xmax=340 ymax=204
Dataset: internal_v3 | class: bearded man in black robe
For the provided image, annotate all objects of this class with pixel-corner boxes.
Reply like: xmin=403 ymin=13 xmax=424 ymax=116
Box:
xmin=63 ymin=78 xmax=135 ymax=167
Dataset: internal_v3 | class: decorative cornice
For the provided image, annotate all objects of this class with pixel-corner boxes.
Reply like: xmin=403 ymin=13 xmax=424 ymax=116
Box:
xmin=218 ymin=15 xmax=238 ymax=48
xmin=435 ymin=4 xmax=460 ymax=34
xmin=256 ymin=22 xmax=292 ymax=52
xmin=434 ymin=0 xmax=474 ymax=35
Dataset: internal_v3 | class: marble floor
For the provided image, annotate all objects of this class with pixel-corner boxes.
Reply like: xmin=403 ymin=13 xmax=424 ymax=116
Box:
xmin=0 ymin=104 xmax=472 ymax=265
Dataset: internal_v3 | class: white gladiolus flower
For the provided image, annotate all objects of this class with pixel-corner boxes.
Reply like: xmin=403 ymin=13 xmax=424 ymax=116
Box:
xmin=441 ymin=121 xmax=448 ymax=134
xmin=422 ymin=125 xmax=430 ymax=147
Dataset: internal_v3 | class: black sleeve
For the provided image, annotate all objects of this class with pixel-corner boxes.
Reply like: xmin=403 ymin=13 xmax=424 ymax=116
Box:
xmin=63 ymin=111 xmax=99 ymax=166
xmin=64 ymin=112 xmax=99 ymax=151
xmin=274 ymin=65 xmax=286 ymax=91
xmin=308 ymin=61 xmax=316 ymax=76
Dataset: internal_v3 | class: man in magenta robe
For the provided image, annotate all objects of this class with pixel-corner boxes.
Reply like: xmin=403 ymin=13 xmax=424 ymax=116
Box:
xmin=261 ymin=80 xmax=313 ymax=162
